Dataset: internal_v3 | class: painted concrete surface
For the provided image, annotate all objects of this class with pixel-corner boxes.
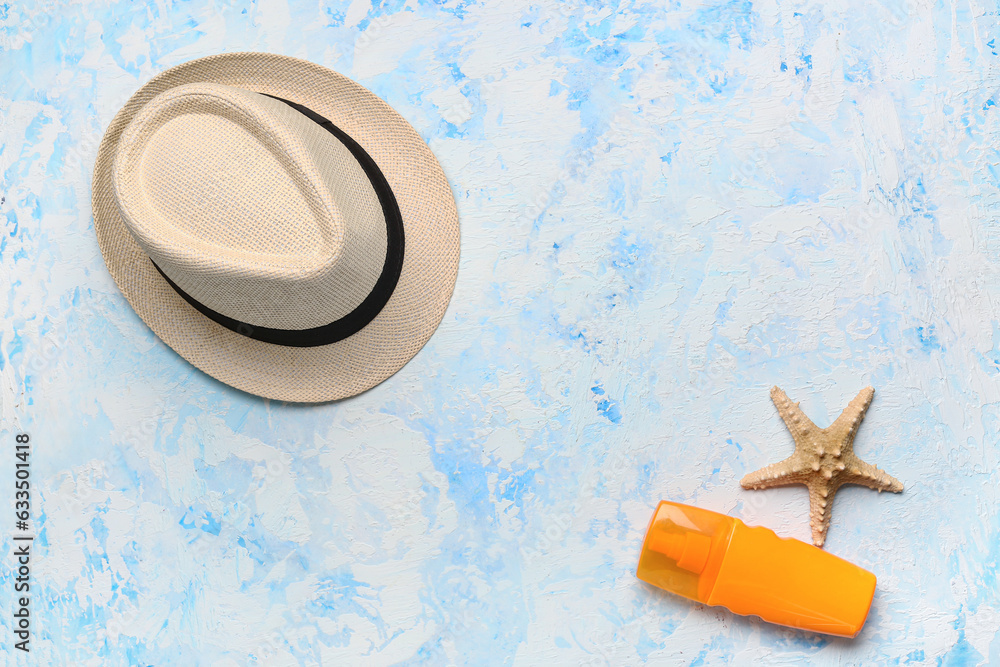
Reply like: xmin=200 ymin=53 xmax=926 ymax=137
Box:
xmin=2 ymin=0 xmax=1000 ymax=664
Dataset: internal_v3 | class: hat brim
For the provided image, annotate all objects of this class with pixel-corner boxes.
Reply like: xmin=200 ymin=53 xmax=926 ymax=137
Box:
xmin=92 ymin=52 xmax=460 ymax=402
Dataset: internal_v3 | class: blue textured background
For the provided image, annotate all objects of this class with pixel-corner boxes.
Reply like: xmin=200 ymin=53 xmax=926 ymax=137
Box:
xmin=3 ymin=0 xmax=1000 ymax=664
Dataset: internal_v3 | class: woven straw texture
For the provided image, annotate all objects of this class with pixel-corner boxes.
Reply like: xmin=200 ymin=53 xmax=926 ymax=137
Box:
xmin=112 ymin=82 xmax=388 ymax=330
xmin=92 ymin=53 xmax=460 ymax=402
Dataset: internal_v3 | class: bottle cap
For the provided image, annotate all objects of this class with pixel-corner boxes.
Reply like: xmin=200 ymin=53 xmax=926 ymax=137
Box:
xmin=636 ymin=500 xmax=876 ymax=638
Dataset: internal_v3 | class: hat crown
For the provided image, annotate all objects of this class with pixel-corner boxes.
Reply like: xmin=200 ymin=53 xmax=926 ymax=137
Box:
xmin=111 ymin=82 xmax=388 ymax=330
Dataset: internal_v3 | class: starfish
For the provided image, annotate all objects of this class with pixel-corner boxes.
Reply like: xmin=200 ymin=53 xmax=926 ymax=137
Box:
xmin=740 ymin=386 xmax=903 ymax=548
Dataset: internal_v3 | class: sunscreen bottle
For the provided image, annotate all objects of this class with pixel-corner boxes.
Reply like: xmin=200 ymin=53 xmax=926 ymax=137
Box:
xmin=636 ymin=500 xmax=877 ymax=637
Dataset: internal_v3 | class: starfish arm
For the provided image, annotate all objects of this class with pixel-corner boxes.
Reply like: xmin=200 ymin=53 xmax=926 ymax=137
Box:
xmin=770 ymin=386 xmax=818 ymax=441
xmin=828 ymin=386 xmax=875 ymax=445
xmin=740 ymin=456 xmax=803 ymax=489
xmin=807 ymin=481 xmax=839 ymax=547
xmin=844 ymin=456 xmax=904 ymax=493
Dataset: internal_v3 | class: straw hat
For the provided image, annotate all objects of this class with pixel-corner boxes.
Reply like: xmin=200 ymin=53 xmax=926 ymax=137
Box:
xmin=92 ymin=53 xmax=459 ymax=402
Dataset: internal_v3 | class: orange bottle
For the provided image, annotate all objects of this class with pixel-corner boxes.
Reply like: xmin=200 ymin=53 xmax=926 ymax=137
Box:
xmin=636 ymin=501 xmax=876 ymax=638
